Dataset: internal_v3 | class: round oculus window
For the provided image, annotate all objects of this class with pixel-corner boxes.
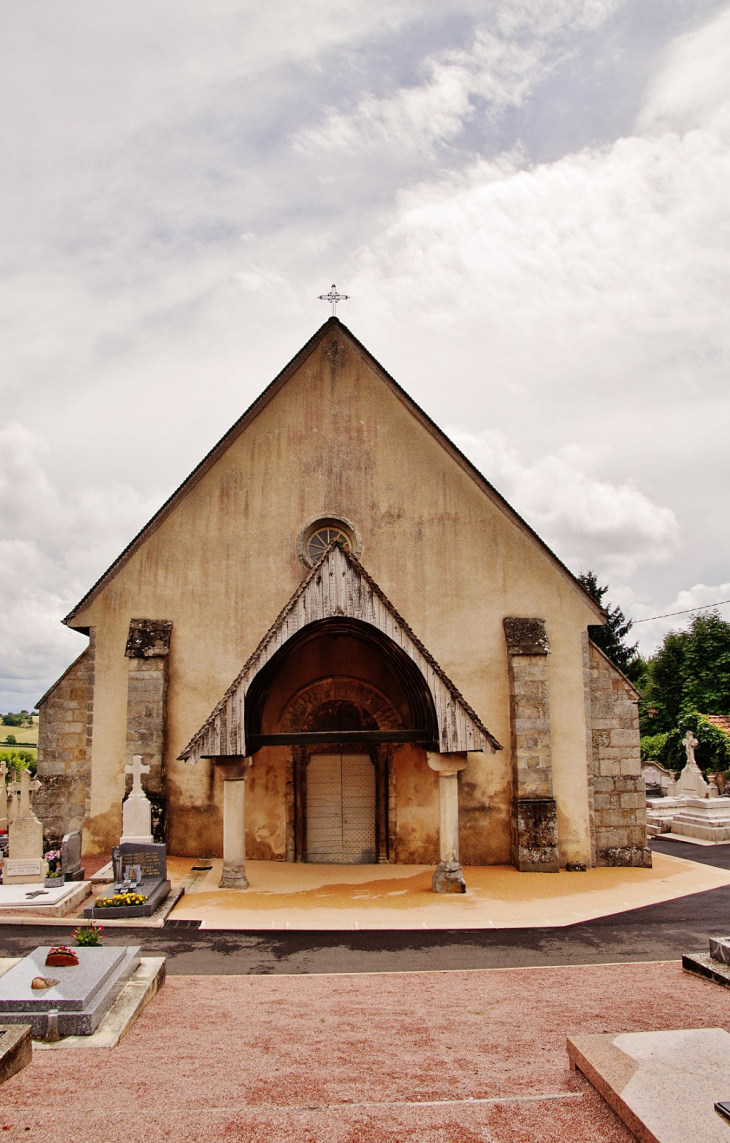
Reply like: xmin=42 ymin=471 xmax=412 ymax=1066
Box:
xmin=297 ymin=516 xmax=362 ymax=567
xmin=307 ymin=525 xmax=351 ymax=562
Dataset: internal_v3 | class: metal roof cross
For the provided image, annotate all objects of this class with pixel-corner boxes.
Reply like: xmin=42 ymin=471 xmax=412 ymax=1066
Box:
xmin=318 ymin=283 xmax=350 ymax=316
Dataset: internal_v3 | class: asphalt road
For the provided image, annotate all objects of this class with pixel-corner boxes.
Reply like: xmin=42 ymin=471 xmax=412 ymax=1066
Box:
xmin=0 ymin=837 xmax=727 ymax=975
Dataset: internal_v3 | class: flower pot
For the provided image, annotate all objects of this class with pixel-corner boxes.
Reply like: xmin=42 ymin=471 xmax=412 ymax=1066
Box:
xmin=44 ymin=874 xmax=65 ymax=888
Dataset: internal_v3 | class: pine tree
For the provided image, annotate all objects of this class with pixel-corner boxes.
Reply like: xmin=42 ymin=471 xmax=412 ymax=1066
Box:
xmin=578 ymin=570 xmax=640 ymax=677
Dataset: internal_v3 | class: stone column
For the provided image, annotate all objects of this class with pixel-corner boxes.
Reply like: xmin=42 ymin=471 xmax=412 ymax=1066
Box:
xmin=427 ymin=752 xmax=468 ymax=893
xmin=503 ymin=618 xmax=559 ymax=873
xmin=217 ymin=758 xmax=252 ymax=889
xmin=124 ymin=619 xmax=173 ymax=837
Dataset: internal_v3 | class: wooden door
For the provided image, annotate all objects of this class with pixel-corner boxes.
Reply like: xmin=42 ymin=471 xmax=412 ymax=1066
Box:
xmin=306 ymin=753 xmax=376 ymax=863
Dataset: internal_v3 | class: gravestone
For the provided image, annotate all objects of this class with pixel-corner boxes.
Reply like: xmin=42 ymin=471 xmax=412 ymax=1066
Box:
xmin=0 ymin=946 xmax=141 ymax=1037
xmin=61 ymin=831 xmax=84 ymax=881
xmin=675 ymin=731 xmax=711 ymax=798
xmin=120 ymin=755 xmax=153 ymax=845
xmin=85 ymin=842 xmax=170 ymax=919
xmin=3 ymin=771 xmax=47 ymax=884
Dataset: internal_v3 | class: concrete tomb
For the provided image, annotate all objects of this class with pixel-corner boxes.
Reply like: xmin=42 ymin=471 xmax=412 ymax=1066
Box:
xmin=84 ymin=842 xmax=170 ymax=919
xmin=2 ymin=770 xmax=47 ymax=884
xmin=61 ymin=830 xmax=84 ymax=881
xmin=0 ymin=946 xmax=141 ymax=1038
xmin=568 ymin=1027 xmax=730 ymax=1142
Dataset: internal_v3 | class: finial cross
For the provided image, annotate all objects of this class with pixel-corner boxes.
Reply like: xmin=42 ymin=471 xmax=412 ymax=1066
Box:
xmin=8 ymin=769 xmax=41 ymax=819
xmin=125 ymin=754 xmax=150 ymax=798
xmin=317 ymin=283 xmax=350 ymax=316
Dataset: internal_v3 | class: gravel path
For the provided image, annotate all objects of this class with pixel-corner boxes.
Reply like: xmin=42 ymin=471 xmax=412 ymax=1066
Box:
xmin=0 ymin=961 xmax=728 ymax=1141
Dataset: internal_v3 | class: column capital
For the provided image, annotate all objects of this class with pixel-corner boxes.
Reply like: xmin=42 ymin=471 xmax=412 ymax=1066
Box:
xmin=215 ymin=756 xmax=252 ymax=781
xmin=427 ymin=751 xmax=467 ymax=776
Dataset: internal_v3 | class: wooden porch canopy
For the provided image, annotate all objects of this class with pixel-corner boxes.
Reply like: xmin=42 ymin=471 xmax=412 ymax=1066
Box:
xmin=179 ymin=540 xmax=500 ymax=764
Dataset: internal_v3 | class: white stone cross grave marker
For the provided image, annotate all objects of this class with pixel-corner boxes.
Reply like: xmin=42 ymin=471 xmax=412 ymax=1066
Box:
xmin=4 ymin=769 xmax=47 ymax=882
xmin=120 ymin=754 xmax=153 ymax=845
xmin=676 ymin=729 xmax=710 ymax=799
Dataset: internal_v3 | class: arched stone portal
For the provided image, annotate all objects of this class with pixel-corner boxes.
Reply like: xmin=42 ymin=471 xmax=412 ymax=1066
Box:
xmin=180 ymin=541 xmax=499 ymax=889
xmin=246 ymin=618 xmax=437 ymax=863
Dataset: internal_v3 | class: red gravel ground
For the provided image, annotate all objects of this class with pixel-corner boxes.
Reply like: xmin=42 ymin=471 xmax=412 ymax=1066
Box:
xmin=1 ymin=961 xmax=728 ymax=1141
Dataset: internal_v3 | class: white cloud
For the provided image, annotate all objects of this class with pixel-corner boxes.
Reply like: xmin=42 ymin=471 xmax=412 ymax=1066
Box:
xmin=0 ymin=0 xmax=728 ymax=703
xmin=294 ymin=1 xmax=621 ymax=159
xmin=0 ymin=424 xmax=166 ymax=706
xmin=618 ymin=581 xmax=730 ymax=657
xmin=449 ymin=427 xmax=679 ymax=577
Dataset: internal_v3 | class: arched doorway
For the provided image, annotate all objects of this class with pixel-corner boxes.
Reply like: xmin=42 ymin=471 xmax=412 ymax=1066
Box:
xmin=244 ymin=617 xmax=439 ymax=863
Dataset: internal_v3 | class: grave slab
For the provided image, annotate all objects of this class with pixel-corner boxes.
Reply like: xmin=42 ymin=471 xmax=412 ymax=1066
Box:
xmin=84 ymin=842 xmax=169 ymax=919
xmin=0 ymin=881 xmax=90 ymax=917
xmin=0 ymin=946 xmax=141 ymax=1038
xmin=567 ymin=1027 xmax=730 ymax=1142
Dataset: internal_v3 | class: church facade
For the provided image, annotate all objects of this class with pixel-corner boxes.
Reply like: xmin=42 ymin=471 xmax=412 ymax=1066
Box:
xmin=36 ymin=319 xmax=650 ymax=888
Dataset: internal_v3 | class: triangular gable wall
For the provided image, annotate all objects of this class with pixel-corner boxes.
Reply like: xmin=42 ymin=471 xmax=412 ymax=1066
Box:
xmin=64 ymin=317 xmax=605 ymax=628
xmin=180 ymin=541 xmax=500 ymax=763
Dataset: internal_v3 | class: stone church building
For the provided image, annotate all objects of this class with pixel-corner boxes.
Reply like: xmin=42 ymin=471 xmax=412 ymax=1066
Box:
xmin=36 ymin=318 xmax=649 ymax=889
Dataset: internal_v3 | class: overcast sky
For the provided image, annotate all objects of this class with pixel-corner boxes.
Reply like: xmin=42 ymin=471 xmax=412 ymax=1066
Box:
xmin=1 ymin=0 xmax=729 ymax=709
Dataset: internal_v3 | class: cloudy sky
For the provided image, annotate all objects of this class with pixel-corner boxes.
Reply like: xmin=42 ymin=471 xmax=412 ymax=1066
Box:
xmin=1 ymin=0 xmax=729 ymax=709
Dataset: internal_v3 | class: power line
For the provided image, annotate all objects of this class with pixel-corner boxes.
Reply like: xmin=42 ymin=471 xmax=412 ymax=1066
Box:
xmin=633 ymin=599 xmax=730 ymax=624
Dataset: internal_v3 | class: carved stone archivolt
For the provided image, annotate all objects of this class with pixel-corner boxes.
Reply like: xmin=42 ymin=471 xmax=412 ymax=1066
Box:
xmin=281 ymin=678 xmax=401 ymax=734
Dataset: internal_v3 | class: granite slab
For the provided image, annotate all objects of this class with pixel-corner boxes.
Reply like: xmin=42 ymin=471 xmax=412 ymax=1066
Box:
xmin=568 ymin=1028 xmax=730 ymax=1142
xmin=0 ymin=946 xmax=141 ymax=1037
xmin=710 ymin=937 xmax=730 ymax=966
xmin=683 ymin=951 xmax=730 ymax=989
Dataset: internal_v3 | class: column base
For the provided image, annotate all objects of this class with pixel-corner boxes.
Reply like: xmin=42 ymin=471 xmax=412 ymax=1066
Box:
xmin=219 ymin=862 xmax=249 ymax=889
xmin=432 ymin=861 xmax=466 ymax=894
xmin=511 ymin=796 xmax=559 ymax=872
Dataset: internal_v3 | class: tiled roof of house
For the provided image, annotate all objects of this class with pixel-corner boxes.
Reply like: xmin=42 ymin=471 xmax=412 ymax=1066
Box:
xmin=704 ymin=714 xmax=730 ymax=737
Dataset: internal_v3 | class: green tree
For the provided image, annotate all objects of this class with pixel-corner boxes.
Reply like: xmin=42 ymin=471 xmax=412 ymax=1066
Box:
xmin=1 ymin=713 xmax=24 ymax=727
xmin=4 ymin=734 xmax=16 ymax=745
xmin=640 ymin=611 xmax=730 ymax=735
xmin=0 ymin=749 xmax=36 ymax=777
xmin=578 ymin=570 xmax=640 ymax=678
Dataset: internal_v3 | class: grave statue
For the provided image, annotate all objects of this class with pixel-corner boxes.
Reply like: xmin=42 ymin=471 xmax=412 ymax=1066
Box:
xmin=120 ymin=755 xmax=154 ymax=845
xmin=3 ymin=770 xmax=48 ymax=884
xmin=675 ymin=730 xmax=711 ymax=799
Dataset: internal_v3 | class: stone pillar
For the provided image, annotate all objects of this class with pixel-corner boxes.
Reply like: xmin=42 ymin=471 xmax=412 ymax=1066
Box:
xmin=503 ymin=618 xmax=559 ymax=872
xmin=217 ymin=758 xmax=252 ymax=888
xmin=124 ymin=619 xmax=172 ymax=838
xmin=427 ymin=752 xmax=468 ymax=893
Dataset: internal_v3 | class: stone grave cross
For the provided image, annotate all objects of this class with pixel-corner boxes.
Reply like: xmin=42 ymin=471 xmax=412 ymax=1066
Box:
xmin=676 ymin=729 xmax=710 ymax=799
xmin=683 ymin=730 xmax=699 ymax=766
xmin=121 ymin=754 xmax=153 ymax=845
xmin=8 ymin=770 xmax=41 ymax=819
xmin=125 ymin=754 xmax=150 ymax=796
xmin=4 ymin=770 xmax=46 ymax=881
